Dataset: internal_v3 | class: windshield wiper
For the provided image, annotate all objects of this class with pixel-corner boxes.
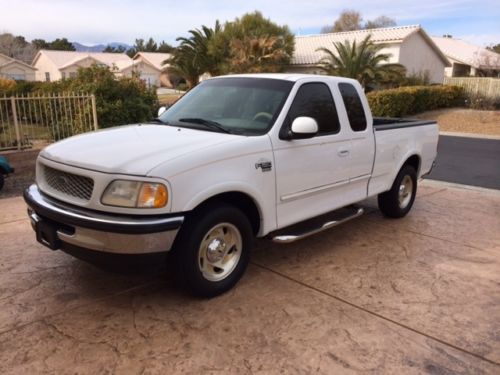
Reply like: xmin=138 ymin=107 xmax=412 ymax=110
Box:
xmin=148 ymin=118 xmax=169 ymax=125
xmin=179 ymin=118 xmax=231 ymax=134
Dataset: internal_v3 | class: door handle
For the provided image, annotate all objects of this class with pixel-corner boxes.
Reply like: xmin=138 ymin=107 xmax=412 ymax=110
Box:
xmin=338 ymin=149 xmax=350 ymax=157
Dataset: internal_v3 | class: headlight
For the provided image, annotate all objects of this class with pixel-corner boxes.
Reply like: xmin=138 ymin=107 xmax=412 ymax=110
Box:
xmin=101 ymin=180 xmax=168 ymax=208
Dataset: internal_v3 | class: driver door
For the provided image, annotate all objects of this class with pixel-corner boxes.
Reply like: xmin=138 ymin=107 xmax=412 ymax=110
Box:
xmin=271 ymin=82 xmax=352 ymax=228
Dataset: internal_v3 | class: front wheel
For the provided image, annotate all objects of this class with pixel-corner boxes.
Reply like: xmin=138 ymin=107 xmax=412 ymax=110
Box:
xmin=171 ymin=203 xmax=252 ymax=297
xmin=378 ymin=165 xmax=417 ymax=218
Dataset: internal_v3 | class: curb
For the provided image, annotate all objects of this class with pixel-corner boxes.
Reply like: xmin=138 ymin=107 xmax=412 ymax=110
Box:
xmin=421 ymin=179 xmax=500 ymax=196
xmin=439 ymin=131 xmax=500 ymax=140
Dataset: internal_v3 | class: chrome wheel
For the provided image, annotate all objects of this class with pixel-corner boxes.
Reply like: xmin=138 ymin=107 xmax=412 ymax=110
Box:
xmin=398 ymin=175 xmax=413 ymax=209
xmin=198 ymin=222 xmax=242 ymax=282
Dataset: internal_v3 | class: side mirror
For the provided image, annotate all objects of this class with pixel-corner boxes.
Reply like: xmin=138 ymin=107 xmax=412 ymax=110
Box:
xmin=290 ymin=117 xmax=318 ymax=139
xmin=157 ymin=106 xmax=168 ymax=117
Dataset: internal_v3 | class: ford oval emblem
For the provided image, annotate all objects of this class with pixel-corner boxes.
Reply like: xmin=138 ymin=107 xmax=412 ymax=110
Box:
xmin=57 ymin=175 xmax=68 ymax=186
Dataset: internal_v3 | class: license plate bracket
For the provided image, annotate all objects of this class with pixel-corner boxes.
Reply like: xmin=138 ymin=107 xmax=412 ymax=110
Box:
xmin=35 ymin=218 xmax=61 ymax=250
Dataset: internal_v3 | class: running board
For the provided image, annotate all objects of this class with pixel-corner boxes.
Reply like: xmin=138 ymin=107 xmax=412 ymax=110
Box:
xmin=272 ymin=207 xmax=364 ymax=244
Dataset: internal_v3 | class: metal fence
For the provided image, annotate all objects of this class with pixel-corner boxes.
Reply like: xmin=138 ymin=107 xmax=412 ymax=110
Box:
xmin=443 ymin=77 xmax=500 ymax=99
xmin=0 ymin=93 xmax=98 ymax=152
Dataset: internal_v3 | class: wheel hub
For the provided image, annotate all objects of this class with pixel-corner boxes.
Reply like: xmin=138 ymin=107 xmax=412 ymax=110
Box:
xmin=398 ymin=175 xmax=413 ymax=208
xmin=206 ymin=238 xmax=226 ymax=263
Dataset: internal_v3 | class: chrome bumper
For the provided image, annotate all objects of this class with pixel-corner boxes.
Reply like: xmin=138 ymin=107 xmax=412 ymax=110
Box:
xmin=24 ymin=184 xmax=184 ymax=254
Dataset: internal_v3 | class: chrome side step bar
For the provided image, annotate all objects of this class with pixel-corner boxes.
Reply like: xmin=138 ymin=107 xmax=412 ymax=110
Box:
xmin=272 ymin=207 xmax=364 ymax=244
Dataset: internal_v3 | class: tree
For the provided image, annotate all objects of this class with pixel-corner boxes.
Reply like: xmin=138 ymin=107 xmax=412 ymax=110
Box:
xmin=333 ymin=10 xmax=362 ymax=32
xmin=229 ymin=36 xmax=290 ymax=73
xmin=487 ymin=43 xmax=500 ymax=54
xmin=166 ymin=22 xmax=223 ymax=88
xmin=212 ymin=11 xmax=294 ymax=74
xmin=321 ymin=10 xmax=397 ymax=33
xmin=316 ymin=35 xmax=405 ymax=88
xmin=103 ymin=45 xmax=126 ymax=53
xmin=49 ymin=38 xmax=75 ymax=51
xmin=365 ymin=16 xmax=397 ymax=30
xmin=158 ymin=41 xmax=175 ymax=53
xmin=126 ymin=37 xmax=168 ymax=57
xmin=32 ymin=38 xmax=49 ymax=50
xmin=0 ymin=33 xmax=36 ymax=62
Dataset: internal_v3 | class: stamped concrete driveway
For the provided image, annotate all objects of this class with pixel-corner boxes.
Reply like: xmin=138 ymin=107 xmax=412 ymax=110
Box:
xmin=0 ymin=181 xmax=499 ymax=374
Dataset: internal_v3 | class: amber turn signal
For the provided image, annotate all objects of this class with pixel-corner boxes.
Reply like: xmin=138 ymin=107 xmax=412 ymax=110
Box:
xmin=137 ymin=183 xmax=168 ymax=208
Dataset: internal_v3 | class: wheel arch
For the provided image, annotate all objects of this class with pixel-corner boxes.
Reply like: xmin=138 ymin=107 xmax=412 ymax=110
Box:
xmin=402 ymin=154 xmax=421 ymax=176
xmin=186 ymin=191 xmax=262 ymax=236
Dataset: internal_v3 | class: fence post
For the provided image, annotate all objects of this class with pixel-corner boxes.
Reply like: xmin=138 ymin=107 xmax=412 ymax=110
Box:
xmin=91 ymin=94 xmax=98 ymax=130
xmin=10 ymin=96 xmax=21 ymax=151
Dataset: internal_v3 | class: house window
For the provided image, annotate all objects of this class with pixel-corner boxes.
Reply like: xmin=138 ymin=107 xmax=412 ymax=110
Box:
xmin=61 ymin=72 xmax=66 ymax=79
xmin=69 ymin=72 xmax=77 ymax=78
xmin=7 ymin=73 xmax=25 ymax=81
xmin=45 ymin=72 xmax=50 ymax=82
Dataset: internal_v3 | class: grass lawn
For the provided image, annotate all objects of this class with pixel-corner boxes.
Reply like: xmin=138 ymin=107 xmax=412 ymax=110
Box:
xmin=158 ymin=93 xmax=183 ymax=106
xmin=415 ymin=108 xmax=500 ymax=136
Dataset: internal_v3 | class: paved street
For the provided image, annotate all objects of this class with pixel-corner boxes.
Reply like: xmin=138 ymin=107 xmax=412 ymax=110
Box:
xmin=428 ymin=135 xmax=500 ymax=189
xmin=1 ymin=181 xmax=499 ymax=373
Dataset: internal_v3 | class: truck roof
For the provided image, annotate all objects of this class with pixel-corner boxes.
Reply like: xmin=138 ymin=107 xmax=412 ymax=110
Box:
xmin=209 ymin=73 xmax=359 ymax=84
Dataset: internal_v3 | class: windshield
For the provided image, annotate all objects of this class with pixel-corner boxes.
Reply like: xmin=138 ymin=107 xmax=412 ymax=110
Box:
xmin=159 ymin=77 xmax=294 ymax=136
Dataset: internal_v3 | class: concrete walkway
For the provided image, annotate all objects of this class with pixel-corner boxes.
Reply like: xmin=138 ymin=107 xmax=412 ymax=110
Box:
xmin=0 ymin=181 xmax=499 ymax=373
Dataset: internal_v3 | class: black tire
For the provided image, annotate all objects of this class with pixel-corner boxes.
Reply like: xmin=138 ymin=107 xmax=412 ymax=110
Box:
xmin=0 ymin=174 xmax=4 ymax=192
xmin=170 ymin=203 xmax=253 ymax=298
xmin=378 ymin=165 xmax=417 ymax=218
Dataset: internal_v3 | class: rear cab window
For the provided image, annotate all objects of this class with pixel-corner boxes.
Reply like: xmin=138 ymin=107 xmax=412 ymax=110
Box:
xmin=338 ymin=83 xmax=367 ymax=132
xmin=283 ymin=82 xmax=341 ymax=137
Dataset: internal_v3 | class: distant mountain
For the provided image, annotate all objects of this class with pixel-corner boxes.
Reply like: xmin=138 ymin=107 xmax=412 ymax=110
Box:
xmin=72 ymin=42 xmax=131 ymax=52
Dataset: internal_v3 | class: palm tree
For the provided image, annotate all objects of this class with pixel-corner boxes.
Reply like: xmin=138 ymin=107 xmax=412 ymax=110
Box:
xmin=229 ymin=35 xmax=290 ymax=73
xmin=165 ymin=46 xmax=202 ymax=89
xmin=316 ymin=35 xmax=405 ymax=88
xmin=166 ymin=22 xmax=224 ymax=88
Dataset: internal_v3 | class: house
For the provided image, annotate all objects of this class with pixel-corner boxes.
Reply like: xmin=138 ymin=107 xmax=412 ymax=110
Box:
xmin=431 ymin=36 xmax=500 ymax=77
xmin=290 ymin=25 xmax=450 ymax=83
xmin=32 ymin=50 xmax=133 ymax=82
xmin=0 ymin=53 xmax=37 ymax=81
xmin=132 ymin=52 xmax=174 ymax=87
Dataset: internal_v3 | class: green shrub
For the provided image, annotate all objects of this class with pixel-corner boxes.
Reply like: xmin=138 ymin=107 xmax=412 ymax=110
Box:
xmin=367 ymin=85 xmax=465 ymax=117
xmin=176 ymin=82 xmax=188 ymax=92
xmin=1 ymin=66 xmax=158 ymax=128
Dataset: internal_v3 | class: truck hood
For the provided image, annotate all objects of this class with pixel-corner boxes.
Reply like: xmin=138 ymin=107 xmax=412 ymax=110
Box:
xmin=40 ymin=124 xmax=238 ymax=176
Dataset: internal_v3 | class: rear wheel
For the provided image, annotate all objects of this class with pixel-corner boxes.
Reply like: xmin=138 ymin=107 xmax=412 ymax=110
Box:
xmin=0 ymin=174 xmax=4 ymax=191
xmin=378 ymin=165 xmax=417 ymax=218
xmin=171 ymin=203 xmax=252 ymax=297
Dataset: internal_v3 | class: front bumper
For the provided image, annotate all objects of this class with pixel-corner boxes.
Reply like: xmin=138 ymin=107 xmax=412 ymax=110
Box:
xmin=24 ymin=184 xmax=184 ymax=254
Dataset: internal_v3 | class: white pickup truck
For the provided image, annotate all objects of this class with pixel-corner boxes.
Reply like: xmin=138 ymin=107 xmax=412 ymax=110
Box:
xmin=25 ymin=74 xmax=438 ymax=297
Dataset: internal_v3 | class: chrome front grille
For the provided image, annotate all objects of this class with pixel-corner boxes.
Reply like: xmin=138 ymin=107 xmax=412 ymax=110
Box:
xmin=43 ymin=166 xmax=94 ymax=201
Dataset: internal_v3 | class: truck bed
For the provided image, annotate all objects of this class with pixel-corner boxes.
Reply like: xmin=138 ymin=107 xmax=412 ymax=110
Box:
xmin=373 ymin=117 xmax=436 ymax=131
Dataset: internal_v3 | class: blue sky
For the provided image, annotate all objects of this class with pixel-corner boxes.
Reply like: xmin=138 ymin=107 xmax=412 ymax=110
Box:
xmin=1 ymin=0 xmax=499 ymax=47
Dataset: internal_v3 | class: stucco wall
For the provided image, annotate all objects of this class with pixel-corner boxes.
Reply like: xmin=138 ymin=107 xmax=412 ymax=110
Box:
xmin=122 ymin=61 xmax=161 ymax=87
xmin=60 ymin=57 xmax=108 ymax=79
xmin=33 ymin=53 xmax=62 ymax=82
xmin=379 ymin=43 xmax=400 ymax=64
xmin=398 ymin=33 xmax=446 ymax=83
xmin=0 ymin=63 xmax=36 ymax=81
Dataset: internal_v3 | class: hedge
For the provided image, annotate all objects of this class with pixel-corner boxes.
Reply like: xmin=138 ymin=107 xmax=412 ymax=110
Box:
xmin=0 ymin=66 xmax=158 ymax=129
xmin=367 ymin=85 xmax=465 ymax=117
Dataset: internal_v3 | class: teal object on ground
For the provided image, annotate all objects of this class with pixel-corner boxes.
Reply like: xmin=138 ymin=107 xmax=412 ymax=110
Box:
xmin=0 ymin=156 xmax=14 ymax=174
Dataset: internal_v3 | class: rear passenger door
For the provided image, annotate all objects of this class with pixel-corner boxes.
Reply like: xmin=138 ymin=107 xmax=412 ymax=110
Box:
xmin=272 ymin=81 xmax=353 ymax=228
xmin=338 ymin=82 xmax=375 ymax=201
